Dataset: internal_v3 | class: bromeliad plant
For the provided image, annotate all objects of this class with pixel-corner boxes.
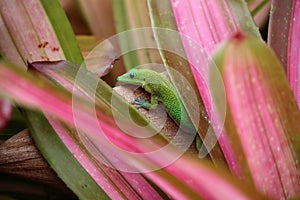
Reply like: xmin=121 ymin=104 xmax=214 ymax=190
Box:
xmin=0 ymin=0 xmax=299 ymax=199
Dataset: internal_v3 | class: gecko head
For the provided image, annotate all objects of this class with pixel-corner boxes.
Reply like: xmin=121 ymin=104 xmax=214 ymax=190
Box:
xmin=117 ymin=68 xmax=148 ymax=85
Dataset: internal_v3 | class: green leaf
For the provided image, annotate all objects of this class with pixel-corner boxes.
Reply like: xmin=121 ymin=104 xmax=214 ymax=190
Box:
xmin=249 ymin=0 xmax=269 ymax=17
xmin=24 ymin=110 xmax=109 ymax=199
xmin=112 ymin=0 xmax=162 ymax=70
xmin=0 ymin=1 xmax=109 ymax=198
xmin=40 ymin=0 xmax=83 ymax=64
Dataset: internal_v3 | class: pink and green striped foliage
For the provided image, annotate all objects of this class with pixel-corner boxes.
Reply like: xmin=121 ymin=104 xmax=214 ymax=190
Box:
xmin=211 ymin=32 xmax=300 ymax=199
xmin=1 ymin=0 xmax=299 ymax=199
xmin=148 ymin=0 xmax=262 ymax=176
xmin=0 ymin=1 xmax=163 ymax=199
xmin=149 ymin=0 xmax=300 ymax=199
xmin=0 ymin=60 xmax=266 ymax=199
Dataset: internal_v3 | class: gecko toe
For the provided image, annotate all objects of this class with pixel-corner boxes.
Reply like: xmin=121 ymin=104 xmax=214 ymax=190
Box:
xmin=135 ymin=105 xmax=142 ymax=109
xmin=131 ymin=96 xmax=149 ymax=109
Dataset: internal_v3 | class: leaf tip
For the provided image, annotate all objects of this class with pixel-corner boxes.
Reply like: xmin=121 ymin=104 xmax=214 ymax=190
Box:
xmin=231 ymin=31 xmax=247 ymax=42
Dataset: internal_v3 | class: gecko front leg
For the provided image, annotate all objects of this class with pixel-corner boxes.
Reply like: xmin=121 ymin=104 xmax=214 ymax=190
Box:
xmin=131 ymin=95 xmax=158 ymax=110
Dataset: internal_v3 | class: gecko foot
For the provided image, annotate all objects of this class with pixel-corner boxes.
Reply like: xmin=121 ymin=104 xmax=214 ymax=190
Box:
xmin=131 ymin=96 xmax=149 ymax=109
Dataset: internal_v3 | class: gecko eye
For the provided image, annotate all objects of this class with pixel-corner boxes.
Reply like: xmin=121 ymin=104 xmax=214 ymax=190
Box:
xmin=129 ymin=72 xmax=135 ymax=79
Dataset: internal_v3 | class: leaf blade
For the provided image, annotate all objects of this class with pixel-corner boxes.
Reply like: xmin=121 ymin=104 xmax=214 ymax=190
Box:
xmin=213 ymin=32 xmax=300 ymax=199
xmin=268 ymin=0 xmax=300 ymax=108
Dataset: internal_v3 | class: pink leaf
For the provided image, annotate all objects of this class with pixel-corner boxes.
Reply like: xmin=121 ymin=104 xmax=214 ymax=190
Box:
xmin=47 ymin=117 xmax=161 ymax=200
xmin=170 ymin=0 xmax=260 ymax=176
xmin=212 ymin=31 xmax=300 ymax=199
xmin=0 ymin=98 xmax=12 ymax=130
xmin=288 ymin=0 xmax=300 ymax=107
xmin=268 ymin=0 xmax=300 ymax=107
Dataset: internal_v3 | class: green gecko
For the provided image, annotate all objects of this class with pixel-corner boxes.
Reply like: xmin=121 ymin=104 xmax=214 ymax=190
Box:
xmin=117 ymin=68 xmax=196 ymax=133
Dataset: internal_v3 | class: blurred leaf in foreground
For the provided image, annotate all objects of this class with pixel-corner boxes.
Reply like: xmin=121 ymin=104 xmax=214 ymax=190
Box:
xmin=0 ymin=59 xmax=266 ymax=199
xmin=211 ymin=31 xmax=300 ymax=199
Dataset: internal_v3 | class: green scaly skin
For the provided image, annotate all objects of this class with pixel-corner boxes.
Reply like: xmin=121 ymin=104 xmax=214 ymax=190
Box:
xmin=117 ymin=68 xmax=195 ymax=132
